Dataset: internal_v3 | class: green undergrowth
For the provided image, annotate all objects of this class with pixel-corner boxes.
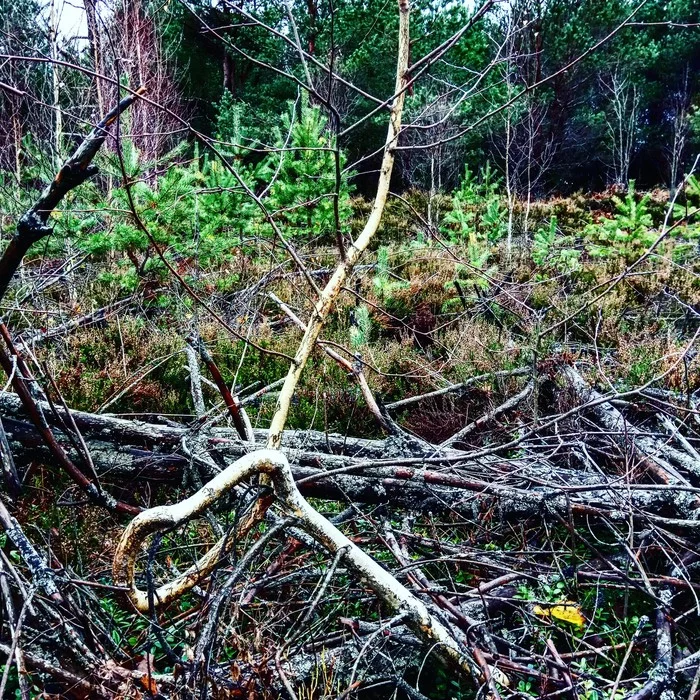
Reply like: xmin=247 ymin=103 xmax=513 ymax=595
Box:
xmin=32 ymin=217 xmax=700 ymax=438
xmin=7 ymin=176 xmax=700 ymax=698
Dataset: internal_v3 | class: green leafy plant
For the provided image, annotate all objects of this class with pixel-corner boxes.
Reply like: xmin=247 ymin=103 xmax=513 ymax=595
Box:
xmin=373 ymin=246 xmax=407 ymax=300
xmin=533 ymin=216 xmax=557 ymax=265
xmin=532 ymin=216 xmax=581 ymax=273
xmin=199 ymin=153 xmax=261 ymax=261
xmin=441 ymin=164 xmax=505 ymax=296
xmin=350 ymin=304 xmax=372 ymax=348
xmin=262 ymin=97 xmax=353 ymax=240
xmin=442 ymin=163 xmax=507 ymax=244
xmin=79 ymin=138 xmax=198 ymax=274
xmin=585 ymin=181 xmax=656 ymax=260
xmin=672 ymin=175 xmax=700 ymax=260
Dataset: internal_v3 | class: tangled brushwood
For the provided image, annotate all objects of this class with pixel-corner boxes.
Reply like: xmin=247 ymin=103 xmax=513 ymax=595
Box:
xmin=3 ymin=0 xmax=700 ymax=698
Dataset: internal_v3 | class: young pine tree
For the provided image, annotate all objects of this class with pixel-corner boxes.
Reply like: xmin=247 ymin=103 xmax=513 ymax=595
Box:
xmin=263 ymin=97 xmax=352 ymax=241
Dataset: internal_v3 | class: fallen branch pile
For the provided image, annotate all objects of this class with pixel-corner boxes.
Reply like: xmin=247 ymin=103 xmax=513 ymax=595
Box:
xmin=0 ymin=357 xmax=699 ymax=697
xmin=1 ymin=3 xmax=699 ymax=696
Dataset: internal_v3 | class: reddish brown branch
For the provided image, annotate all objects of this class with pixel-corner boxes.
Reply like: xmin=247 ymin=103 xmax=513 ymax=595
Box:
xmin=0 ymin=324 xmax=140 ymax=515
xmin=187 ymin=333 xmax=252 ymax=442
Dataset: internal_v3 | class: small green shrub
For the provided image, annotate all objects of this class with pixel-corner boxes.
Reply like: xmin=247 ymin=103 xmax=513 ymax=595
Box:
xmin=442 ymin=162 xmax=507 ymax=244
xmin=532 ymin=216 xmax=581 ymax=273
xmin=349 ymin=304 xmax=372 ymax=348
xmin=262 ymin=97 xmax=353 ymax=241
xmin=373 ymin=246 xmax=408 ymax=301
xmin=585 ymin=181 xmax=656 ymax=260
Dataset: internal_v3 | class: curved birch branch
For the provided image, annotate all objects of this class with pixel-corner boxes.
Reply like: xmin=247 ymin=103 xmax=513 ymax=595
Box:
xmin=114 ymin=0 xmax=412 ymax=627
xmin=112 ymin=448 xmax=472 ymax=676
xmin=265 ymin=0 xmax=410 ymax=451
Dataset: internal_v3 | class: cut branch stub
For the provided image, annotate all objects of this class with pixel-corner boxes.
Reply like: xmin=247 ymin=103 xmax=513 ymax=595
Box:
xmin=0 ymin=87 xmax=145 ymax=303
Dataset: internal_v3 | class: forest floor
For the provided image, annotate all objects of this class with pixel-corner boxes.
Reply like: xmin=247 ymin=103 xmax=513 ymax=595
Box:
xmin=4 ymin=187 xmax=700 ymax=699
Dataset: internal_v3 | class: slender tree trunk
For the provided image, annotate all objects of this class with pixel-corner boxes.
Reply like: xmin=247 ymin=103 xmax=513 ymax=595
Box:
xmin=84 ymin=0 xmax=105 ymax=116
xmin=669 ymin=67 xmax=690 ymax=199
xmin=49 ymin=0 xmax=62 ymax=170
xmin=11 ymin=102 xmax=21 ymax=185
xmin=505 ymin=89 xmax=515 ymax=257
xmin=307 ymin=0 xmax=318 ymax=55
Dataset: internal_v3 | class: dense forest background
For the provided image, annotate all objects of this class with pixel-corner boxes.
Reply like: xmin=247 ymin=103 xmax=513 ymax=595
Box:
xmin=2 ymin=1 xmax=700 ymax=699
xmin=2 ymin=0 xmax=700 ymax=200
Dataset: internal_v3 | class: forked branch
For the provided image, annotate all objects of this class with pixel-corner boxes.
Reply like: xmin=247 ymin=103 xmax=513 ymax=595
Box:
xmin=112 ymin=449 xmax=473 ymax=677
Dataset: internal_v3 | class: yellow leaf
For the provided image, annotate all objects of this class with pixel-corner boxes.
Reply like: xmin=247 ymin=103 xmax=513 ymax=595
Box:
xmin=550 ymin=603 xmax=586 ymax=627
xmin=533 ymin=602 xmax=586 ymax=627
xmin=490 ymin=666 xmax=510 ymax=688
xmin=533 ymin=604 xmax=549 ymax=618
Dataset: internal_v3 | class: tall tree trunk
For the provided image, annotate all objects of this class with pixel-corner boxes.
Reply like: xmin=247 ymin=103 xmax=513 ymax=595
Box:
xmin=49 ymin=0 xmax=62 ymax=170
xmin=307 ymin=0 xmax=318 ymax=55
xmin=84 ymin=0 xmax=105 ymax=116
